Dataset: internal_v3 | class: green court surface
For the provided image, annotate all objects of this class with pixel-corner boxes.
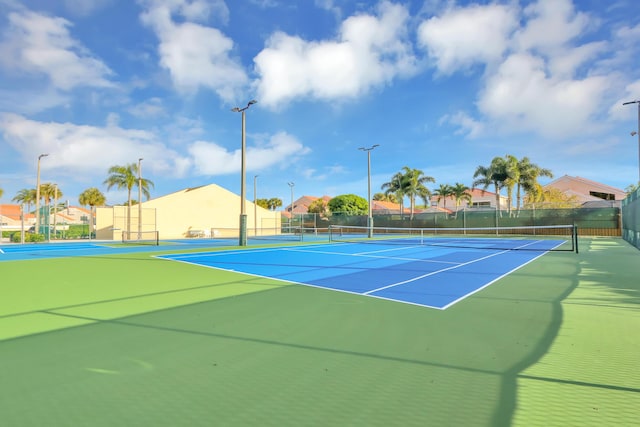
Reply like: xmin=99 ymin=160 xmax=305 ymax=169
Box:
xmin=1 ymin=237 xmax=638 ymax=426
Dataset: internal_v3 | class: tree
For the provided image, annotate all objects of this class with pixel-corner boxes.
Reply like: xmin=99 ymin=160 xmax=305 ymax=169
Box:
xmin=473 ymin=157 xmax=509 ymax=214
xmin=256 ymin=198 xmax=270 ymax=209
xmin=104 ymin=163 xmax=154 ymax=234
xmin=373 ymin=192 xmax=398 ymax=203
xmin=503 ymin=154 xmax=519 ymax=214
xmin=524 ymin=187 xmax=579 ymax=208
xmin=432 ymin=184 xmax=453 ymax=209
xmin=401 ymin=166 xmax=435 ymax=219
xmin=625 ymin=183 xmax=639 ymax=193
xmin=0 ymin=187 xmax=3 ymax=199
xmin=450 ymin=183 xmax=472 ymax=216
xmin=12 ymin=188 xmax=37 ymax=212
xmin=308 ymin=198 xmax=329 ymax=217
xmin=79 ymin=187 xmax=106 ymax=207
xmin=79 ymin=187 xmax=106 ymax=236
xmin=516 ymin=157 xmax=553 ymax=210
xmin=381 ymin=172 xmax=406 ymax=214
xmin=327 ymin=194 xmax=368 ymax=215
xmin=267 ymin=198 xmax=283 ymax=211
xmin=39 ymin=183 xmax=63 ymax=207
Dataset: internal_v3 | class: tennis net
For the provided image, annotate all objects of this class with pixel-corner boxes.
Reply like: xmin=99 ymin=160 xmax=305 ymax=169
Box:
xmin=328 ymin=224 xmax=578 ymax=252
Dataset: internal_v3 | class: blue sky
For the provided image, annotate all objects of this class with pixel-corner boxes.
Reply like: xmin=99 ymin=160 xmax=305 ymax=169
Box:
xmin=0 ymin=0 xmax=639 ymax=207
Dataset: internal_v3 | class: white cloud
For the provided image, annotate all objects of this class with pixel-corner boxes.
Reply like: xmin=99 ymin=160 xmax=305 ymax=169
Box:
xmin=189 ymin=131 xmax=311 ymax=175
xmin=417 ymin=3 xmax=518 ymax=74
xmin=478 ymin=53 xmax=610 ymax=138
xmin=514 ymin=0 xmax=591 ymax=53
xmin=0 ymin=10 xmax=113 ymax=90
xmin=139 ymin=0 xmax=246 ymax=101
xmin=417 ymin=0 xmax=621 ymax=140
xmin=440 ymin=111 xmax=484 ymax=138
xmin=253 ymin=1 xmax=417 ymax=107
xmin=0 ymin=113 xmax=190 ymax=179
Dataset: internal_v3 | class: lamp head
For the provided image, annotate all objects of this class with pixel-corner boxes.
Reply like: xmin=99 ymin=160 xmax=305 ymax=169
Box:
xmin=632 ymin=131 xmax=638 ymax=136
xmin=248 ymin=100 xmax=257 ymax=106
xmin=231 ymin=107 xmax=241 ymax=112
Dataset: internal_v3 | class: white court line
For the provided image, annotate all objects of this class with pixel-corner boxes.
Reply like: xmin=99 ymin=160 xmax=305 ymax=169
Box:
xmin=364 ymin=240 xmax=542 ymax=295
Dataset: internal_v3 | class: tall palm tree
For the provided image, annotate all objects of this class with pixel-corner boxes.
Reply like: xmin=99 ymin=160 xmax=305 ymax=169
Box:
xmin=79 ymin=187 xmax=107 ymax=236
xmin=104 ymin=163 xmax=154 ymax=235
xmin=503 ymin=155 xmax=519 ymax=215
xmin=473 ymin=157 xmax=509 ymax=214
xmin=516 ymin=157 xmax=553 ymax=209
xmin=401 ymin=166 xmax=435 ymax=219
xmin=381 ymin=172 xmax=406 ymax=215
xmin=12 ymin=189 xmax=37 ymax=213
xmin=450 ymin=182 xmax=472 ymax=217
xmin=39 ymin=183 xmax=63 ymax=207
xmin=432 ymin=184 xmax=453 ymax=209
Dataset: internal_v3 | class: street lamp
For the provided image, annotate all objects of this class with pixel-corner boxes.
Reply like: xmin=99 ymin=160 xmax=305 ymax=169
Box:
xmin=359 ymin=144 xmax=379 ymax=238
xmin=288 ymin=181 xmax=295 ymax=229
xmin=623 ymin=100 xmax=640 ymax=184
xmin=231 ymin=99 xmax=257 ymax=246
xmin=253 ymin=175 xmax=258 ymax=236
xmin=35 ymin=153 xmax=49 ymax=234
xmin=138 ymin=158 xmax=143 ymax=240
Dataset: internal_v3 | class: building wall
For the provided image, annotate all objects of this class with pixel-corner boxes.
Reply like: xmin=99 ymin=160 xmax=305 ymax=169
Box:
xmin=96 ymin=183 xmax=280 ymax=240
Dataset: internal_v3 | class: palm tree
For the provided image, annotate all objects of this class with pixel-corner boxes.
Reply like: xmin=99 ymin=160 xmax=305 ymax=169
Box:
xmin=39 ymin=183 xmax=62 ymax=207
xmin=516 ymin=157 xmax=553 ymax=210
xmin=503 ymin=155 xmax=519 ymax=215
xmin=12 ymin=188 xmax=37 ymax=213
xmin=401 ymin=166 xmax=435 ymax=219
xmin=104 ymin=163 xmax=154 ymax=235
xmin=381 ymin=172 xmax=406 ymax=215
xmin=432 ymin=184 xmax=453 ymax=209
xmin=373 ymin=192 xmax=398 ymax=203
xmin=267 ymin=198 xmax=283 ymax=211
xmin=473 ymin=157 xmax=509 ymax=214
xmin=79 ymin=187 xmax=107 ymax=237
xmin=450 ymin=183 xmax=472 ymax=217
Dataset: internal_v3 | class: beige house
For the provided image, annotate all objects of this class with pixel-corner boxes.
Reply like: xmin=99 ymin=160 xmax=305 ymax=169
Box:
xmin=96 ymin=183 xmax=280 ymax=240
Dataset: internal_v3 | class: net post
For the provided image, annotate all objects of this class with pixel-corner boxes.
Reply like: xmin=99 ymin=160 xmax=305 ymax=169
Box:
xmin=573 ymin=224 xmax=579 ymax=254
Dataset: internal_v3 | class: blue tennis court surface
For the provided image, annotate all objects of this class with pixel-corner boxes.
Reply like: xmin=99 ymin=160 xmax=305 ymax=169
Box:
xmin=157 ymin=239 xmax=564 ymax=309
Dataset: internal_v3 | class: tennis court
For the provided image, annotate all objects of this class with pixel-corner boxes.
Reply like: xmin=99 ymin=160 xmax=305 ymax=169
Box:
xmin=1 ymin=233 xmax=638 ymax=426
xmin=157 ymin=234 xmax=569 ymax=309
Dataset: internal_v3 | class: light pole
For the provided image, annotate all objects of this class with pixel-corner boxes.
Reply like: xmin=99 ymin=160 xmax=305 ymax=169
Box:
xmin=623 ymin=100 xmax=640 ymax=184
xmin=35 ymin=153 xmax=49 ymax=234
xmin=138 ymin=158 xmax=143 ymax=240
xmin=359 ymin=144 xmax=379 ymax=238
xmin=232 ymin=99 xmax=257 ymax=246
xmin=253 ymin=175 xmax=258 ymax=236
xmin=288 ymin=181 xmax=295 ymax=229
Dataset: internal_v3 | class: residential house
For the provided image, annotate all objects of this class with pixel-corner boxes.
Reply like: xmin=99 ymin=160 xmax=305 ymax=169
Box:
xmin=543 ymin=175 xmax=626 ymax=206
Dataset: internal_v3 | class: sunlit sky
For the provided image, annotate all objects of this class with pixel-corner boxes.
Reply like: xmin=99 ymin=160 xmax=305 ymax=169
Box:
xmin=1 ymin=0 xmax=639 ymax=207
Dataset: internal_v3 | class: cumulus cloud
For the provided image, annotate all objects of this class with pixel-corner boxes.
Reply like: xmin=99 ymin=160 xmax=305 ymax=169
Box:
xmin=253 ymin=1 xmax=417 ymax=107
xmin=0 ymin=113 xmax=191 ymax=179
xmin=0 ymin=10 xmax=113 ymax=90
xmin=417 ymin=3 xmax=518 ymax=74
xmin=139 ymin=0 xmax=246 ymax=101
xmin=188 ymin=131 xmax=311 ymax=175
xmin=418 ymin=0 xmax=619 ymax=139
xmin=478 ymin=53 xmax=610 ymax=138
